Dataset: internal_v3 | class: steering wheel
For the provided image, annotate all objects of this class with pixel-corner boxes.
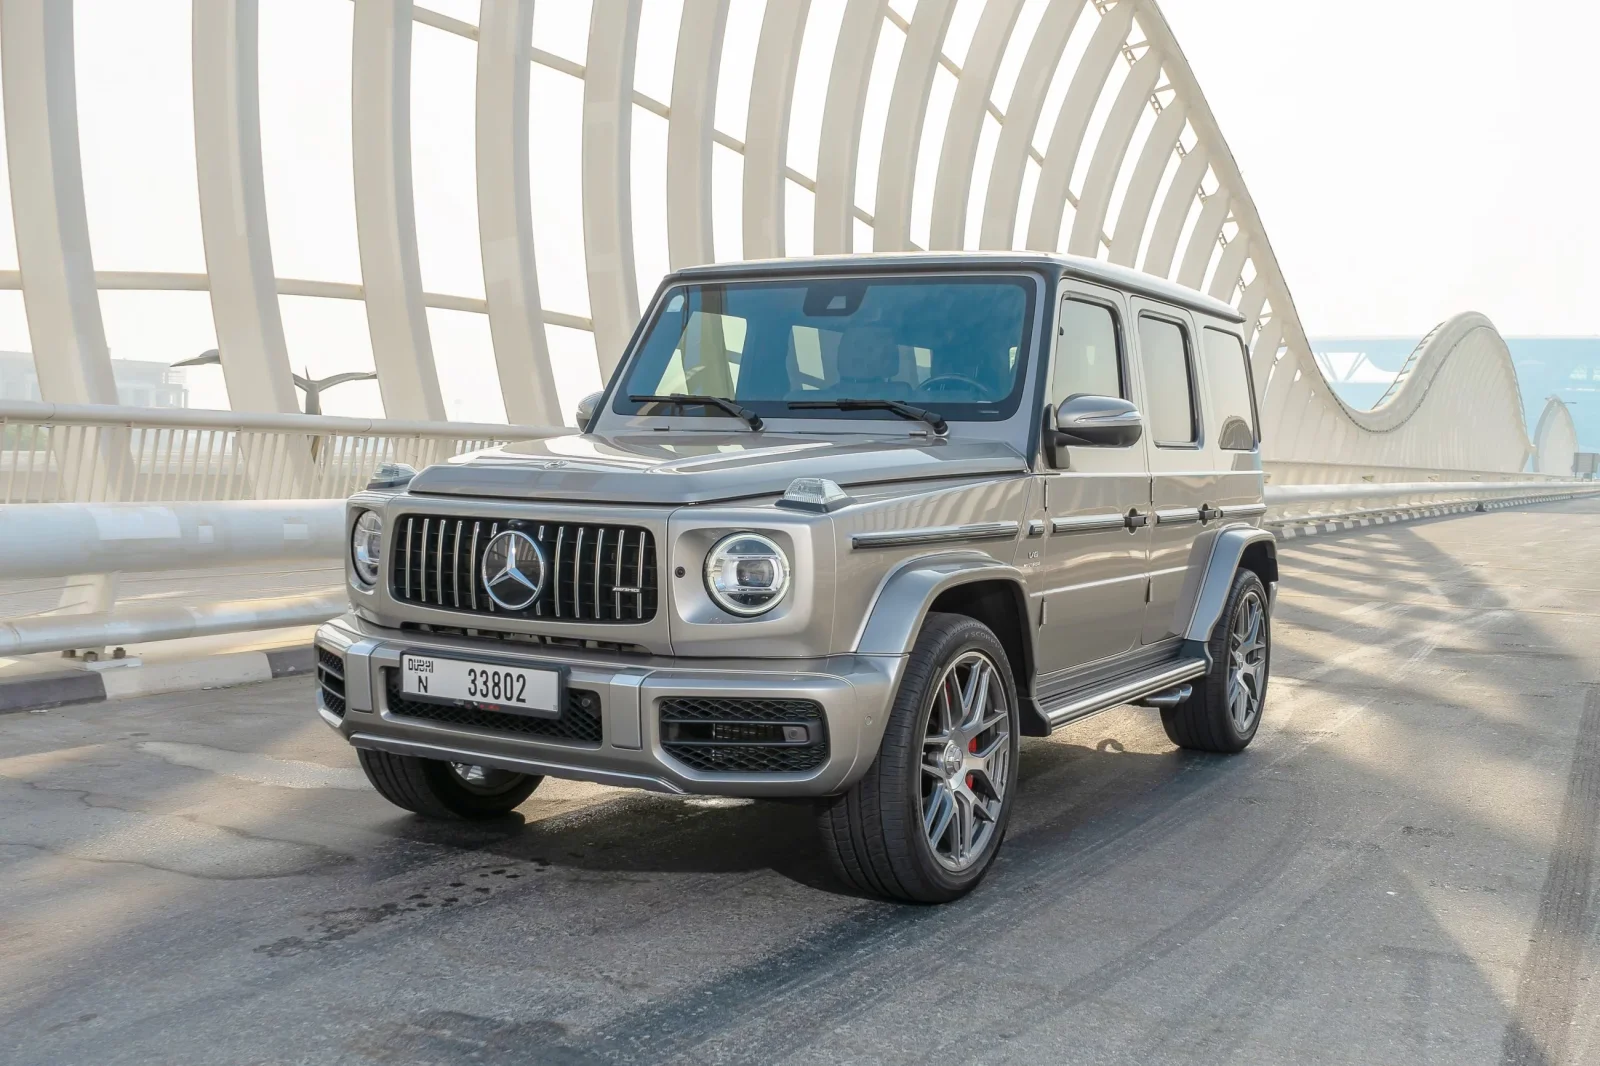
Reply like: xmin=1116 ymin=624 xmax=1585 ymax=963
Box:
xmin=918 ymin=373 xmax=988 ymax=395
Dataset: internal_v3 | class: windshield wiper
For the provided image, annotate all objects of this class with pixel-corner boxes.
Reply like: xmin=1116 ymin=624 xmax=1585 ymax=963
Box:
xmin=628 ymin=394 xmax=763 ymax=431
xmin=787 ymin=398 xmax=948 ymax=435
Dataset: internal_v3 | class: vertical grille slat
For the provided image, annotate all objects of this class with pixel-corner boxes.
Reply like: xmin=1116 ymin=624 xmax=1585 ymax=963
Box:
xmin=614 ymin=529 xmax=626 ymax=620
xmin=392 ymin=513 xmax=654 ymax=623
xmin=419 ymin=518 xmax=430 ymax=606
xmin=634 ymin=531 xmax=646 ymax=620
xmin=593 ymin=528 xmax=604 ymax=620
xmin=553 ymin=525 xmax=565 ymax=617
xmin=468 ymin=521 xmax=480 ymax=611
xmin=573 ymin=526 xmax=586 ymax=620
xmin=452 ymin=519 xmax=463 ymax=608
xmin=404 ymin=517 xmax=414 ymax=600
xmin=434 ymin=519 xmax=446 ymax=605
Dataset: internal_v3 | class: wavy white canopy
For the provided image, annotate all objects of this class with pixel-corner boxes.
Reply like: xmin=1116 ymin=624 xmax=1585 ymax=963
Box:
xmin=0 ymin=0 xmax=1534 ymax=473
xmin=1532 ymin=394 xmax=1579 ymax=476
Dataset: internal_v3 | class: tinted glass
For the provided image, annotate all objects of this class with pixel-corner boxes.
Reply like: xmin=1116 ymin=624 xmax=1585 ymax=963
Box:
xmin=1053 ymin=298 xmax=1122 ymax=405
xmin=1203 ymin=327 xmax=1257 ymax=450
xmin=615 ymin=276 xmax=1035 ymax=422
xmin=1137 ymin=314 xmax=1196 ymax=445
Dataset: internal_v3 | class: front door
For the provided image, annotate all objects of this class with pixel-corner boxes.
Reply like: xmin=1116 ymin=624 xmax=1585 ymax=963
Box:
xmin=1128 ymin=299 xmax=1211 ymax=645
xmin=1026 ymin=284 xmax=1153 ymax=690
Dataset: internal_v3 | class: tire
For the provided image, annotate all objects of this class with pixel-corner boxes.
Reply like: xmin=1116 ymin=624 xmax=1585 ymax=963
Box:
xmin=357 ymin=749 xmax=542 ymax=819
xmin=817 ymin=612 xmax=1021 ymax=903
xmin=1161 ymin=568 xmax=1270 ymax=753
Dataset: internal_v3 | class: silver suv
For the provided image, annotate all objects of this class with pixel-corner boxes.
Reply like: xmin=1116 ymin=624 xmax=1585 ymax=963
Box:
xmin=315 ymin=253 xmax=1277 ymax=903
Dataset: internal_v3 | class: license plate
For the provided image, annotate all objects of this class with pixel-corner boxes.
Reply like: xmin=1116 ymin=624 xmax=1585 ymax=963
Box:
xmin=400 ymin=654 xmax=562 ymax=716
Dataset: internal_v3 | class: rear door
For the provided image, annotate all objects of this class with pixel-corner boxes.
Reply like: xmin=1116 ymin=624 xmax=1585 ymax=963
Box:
xmin=1026 ymin=282 xmax=1152 ymax=688
xmin=1200 ymin=323 xmax=1267 ymax=520
xmin=1129 ymin=300 xmax=1211 ymax=645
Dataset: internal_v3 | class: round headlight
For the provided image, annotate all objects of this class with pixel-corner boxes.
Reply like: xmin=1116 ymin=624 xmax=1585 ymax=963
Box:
xmin=351 ymin=510 xmax=383 ymax=586
xmin=704 ymin=532 xmax=791 ymax=616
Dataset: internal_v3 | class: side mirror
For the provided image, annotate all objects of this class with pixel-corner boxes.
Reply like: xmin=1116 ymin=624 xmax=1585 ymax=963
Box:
xmin=574 ymin=391 xmax=603 ymax=429
xmin=1044 ymin=394 xmax=1144 ymax=458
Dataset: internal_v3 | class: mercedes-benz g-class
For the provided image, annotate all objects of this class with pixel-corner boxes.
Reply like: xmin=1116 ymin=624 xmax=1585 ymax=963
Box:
xmin=316 ymin=252 xmax=1277 ymax=903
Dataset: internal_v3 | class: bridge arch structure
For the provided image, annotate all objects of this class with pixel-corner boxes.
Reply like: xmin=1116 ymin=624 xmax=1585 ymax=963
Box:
xmin=0 ymin=0 xmax=1537 ymax=476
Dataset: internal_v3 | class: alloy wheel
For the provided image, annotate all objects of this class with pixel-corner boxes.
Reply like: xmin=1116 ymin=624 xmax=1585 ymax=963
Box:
xmin=1226 ymin=591 xmax=1268 ymax=733
xmin=920 ymin=650 xmax=1012 ymax=872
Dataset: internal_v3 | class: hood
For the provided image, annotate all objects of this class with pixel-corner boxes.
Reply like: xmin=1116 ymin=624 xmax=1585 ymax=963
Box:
xmin=404 ymin=432 xmax=1029 ymax=505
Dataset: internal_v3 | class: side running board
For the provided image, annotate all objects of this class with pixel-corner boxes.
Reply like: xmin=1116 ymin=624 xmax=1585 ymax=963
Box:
xmin=1039 ymin=659 xmax=1209 ymax=731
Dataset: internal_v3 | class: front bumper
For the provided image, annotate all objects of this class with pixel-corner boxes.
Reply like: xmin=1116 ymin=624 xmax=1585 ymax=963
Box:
xmin=314 ymin=614 xmax=904 ymax=797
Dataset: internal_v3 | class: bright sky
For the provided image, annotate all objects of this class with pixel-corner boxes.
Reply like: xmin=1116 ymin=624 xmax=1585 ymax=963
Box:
xmin=1158 ymin=0 xmax=1599 ymax=338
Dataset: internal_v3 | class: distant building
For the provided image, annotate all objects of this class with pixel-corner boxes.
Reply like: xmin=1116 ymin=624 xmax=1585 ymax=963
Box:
xmin=0 ymin=351 xmax=188 ymax=408
xmin=1310 ymin=337 xmax=1600 ymax=453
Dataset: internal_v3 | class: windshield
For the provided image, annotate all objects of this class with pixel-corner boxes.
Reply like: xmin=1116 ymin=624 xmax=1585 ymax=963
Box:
xmin=613 ymin=274 xmax=1036 ymax=424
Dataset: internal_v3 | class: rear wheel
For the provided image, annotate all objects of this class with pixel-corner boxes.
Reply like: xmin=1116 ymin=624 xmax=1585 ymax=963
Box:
xmin=817 ymin=613 xmax=1020 ymax=903
xmin=357 ymin=749 xmax=542 ymax=819
xmin=1161 ymin=568 xmax=1270 ymax=753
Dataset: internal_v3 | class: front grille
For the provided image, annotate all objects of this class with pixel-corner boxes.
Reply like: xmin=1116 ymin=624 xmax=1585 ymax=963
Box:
xmin=390 ymin=514 xmax=657 ymax=623
xmin=660 ymin=697 xmax=828 ymax=774
xmin=384 ymin=669 xmax=603 ymax=746
xmin=317 ymin=646 xmax=346 ymax=718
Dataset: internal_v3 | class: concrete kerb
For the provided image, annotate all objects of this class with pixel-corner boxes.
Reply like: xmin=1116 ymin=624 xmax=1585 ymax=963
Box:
xmin=0 ymin=644 xmax=313 ymax=714
xmin=1267 ymin=490 xmax=1591 ymax=540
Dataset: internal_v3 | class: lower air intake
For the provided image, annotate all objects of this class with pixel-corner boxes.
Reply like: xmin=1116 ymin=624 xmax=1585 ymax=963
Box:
xmin=659 ymin=697 xmax=828 ymax=773
xmin=317 ymin=646 xmax=346 ymax=718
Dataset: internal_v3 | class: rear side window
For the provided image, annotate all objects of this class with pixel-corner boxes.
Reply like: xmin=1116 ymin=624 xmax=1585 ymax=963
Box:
xmin=1052 ymin=298 xmax=1123 ymax=405
xmin=1137 ymin=314 xmax=1197 ymax=445
xmin=1203 ymin=327 xmax=1258 ymax=450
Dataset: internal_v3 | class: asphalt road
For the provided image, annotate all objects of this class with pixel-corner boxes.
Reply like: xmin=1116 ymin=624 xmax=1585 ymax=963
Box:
xmin=4 ymin=499 xmax=1600 ymax=1066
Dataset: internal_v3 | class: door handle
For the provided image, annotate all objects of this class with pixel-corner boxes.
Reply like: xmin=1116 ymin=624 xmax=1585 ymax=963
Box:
xmin=1198 ymin=504 xmax=1223 ymax=523
xmin=1124 ymin=509 xmax=1150 ymax=531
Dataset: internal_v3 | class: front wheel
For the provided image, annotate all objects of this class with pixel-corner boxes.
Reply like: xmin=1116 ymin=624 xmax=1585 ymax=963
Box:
xmin=817 ymin=613 xmax=1020 ymax=903
xmin=1161 ymin=568 xmax=1270 ymax=753
xmin=358 ymin=749 xmax=542 ymax=819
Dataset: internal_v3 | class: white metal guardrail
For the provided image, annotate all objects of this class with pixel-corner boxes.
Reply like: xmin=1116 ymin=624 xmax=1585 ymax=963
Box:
xmin=1 ymin=480 xmax=1595 ymax=658
xmin=0 ymin=400 xmax=563 ymax=504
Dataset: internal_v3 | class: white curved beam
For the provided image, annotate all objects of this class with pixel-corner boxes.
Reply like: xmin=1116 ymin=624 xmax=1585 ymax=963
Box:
xmin=872 ymin=0 xmax=957 ymax=251
xmin=742 ymin=0 xmax=811 ymax=260
xmin=1175 ymin=189 xmax=1229 ymax=289
xmin=1236 ymin=273 xmax=1268 ymax=340
xmin=926 ymin=0 xmax=1024 ymax=251
xmin=814 ymin=0 xmax=887 ymax=254
xmin=476 ymin=0 xmax=561 ymax=424
xmin=1106 ymin=99 xmax=1184 ymax=265
xmin=1140 ymin=143 xmax=1206 ymax=278
xmin=0 ymin=0 xmax=115 ymax=404
xmin=582 ymin=0 xmax=644 ymax=379
xmin=351 ymin=0 xmax=444 ymax=419
xmin=1248 ymin=315 xmax=1283 ymax=407
xmin=1066 ymin=48 xmax=1162 ymax=256
xmin=1206 ymin=233 xmax=1249 ymax=301
xmin=978 ymin=0 xmax=1087 ymax=250
xmin=192 ymin=0 xmax=299 ymax=415
xmin=1025 ymin=0 xmax=1136 ymax=252
xmin=666 ymin=0 xmax=731 ymax=269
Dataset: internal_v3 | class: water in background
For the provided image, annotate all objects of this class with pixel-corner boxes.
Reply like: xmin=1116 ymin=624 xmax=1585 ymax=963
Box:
xmin=1309 ymin=337 xmax=1600 ymax=452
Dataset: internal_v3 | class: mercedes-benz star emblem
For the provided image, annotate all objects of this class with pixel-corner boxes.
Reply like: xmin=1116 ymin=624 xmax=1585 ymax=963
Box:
xmin=481 ymin=530 xmax=547 ymax=611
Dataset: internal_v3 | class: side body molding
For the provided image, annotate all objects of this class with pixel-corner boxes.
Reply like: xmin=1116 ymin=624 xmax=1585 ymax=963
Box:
xmin=854 ymin=553 xmax=1029 ymax=658
xmin=1180 ymin=526 xmax=1278 ymax=646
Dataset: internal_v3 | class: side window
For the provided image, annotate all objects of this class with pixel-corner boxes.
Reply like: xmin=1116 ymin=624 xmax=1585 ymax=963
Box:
xmin=1137 ymin=314 xmax=1197 ymax=446
xmin=1203 ymin=327 xmax=1258 ymax=450
xmin=1052 ymin=298 xmax=1123 ymax=406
